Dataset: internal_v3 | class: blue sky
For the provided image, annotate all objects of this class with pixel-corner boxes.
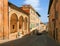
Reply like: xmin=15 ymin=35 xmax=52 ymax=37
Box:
xmin=8 ymin=0 xmax=49 ymax=23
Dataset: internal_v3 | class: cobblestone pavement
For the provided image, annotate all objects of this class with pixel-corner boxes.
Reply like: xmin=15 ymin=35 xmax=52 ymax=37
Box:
xmin=0 ymin=33 xmax=59 ymax=46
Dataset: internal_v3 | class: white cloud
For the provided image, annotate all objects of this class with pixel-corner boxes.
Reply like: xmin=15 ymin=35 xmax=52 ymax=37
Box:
xmin=24 ymin=0 xmax=41 ymax=11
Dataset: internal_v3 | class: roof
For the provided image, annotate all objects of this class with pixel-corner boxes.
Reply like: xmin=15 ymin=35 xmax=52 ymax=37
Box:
xmin=36 ymin=12 xmax=41 ymax=17
xmin=20 ymin=7 xmax=30 ymax=14
xmin=48 ymin=0 xmax=53 ymax=14
xmin=20 ymin=5 xmax=41 ymax=17
xmin=40 ymin=22 xmax=43 ymax=24
xmin=8 ymin=2 xmax=29 ymax=15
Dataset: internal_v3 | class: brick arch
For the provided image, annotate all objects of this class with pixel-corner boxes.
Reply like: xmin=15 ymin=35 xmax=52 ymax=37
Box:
xmin=10 ymin=13 xmax=18 ymax=33
xmin=19 ymin=16 xmax=23 ymax=29
xmin=24 ymin=17 xmax=27 ymax=30
xmin=19 ymin=16 xmax=24 ymax=34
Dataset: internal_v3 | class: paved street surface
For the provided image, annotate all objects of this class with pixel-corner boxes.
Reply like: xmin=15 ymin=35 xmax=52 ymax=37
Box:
xmin=0 ymin=32 xmax=59 ymax=46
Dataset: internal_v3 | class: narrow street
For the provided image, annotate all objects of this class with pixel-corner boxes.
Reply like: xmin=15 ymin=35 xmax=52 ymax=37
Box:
xmin=0 ymin=0 xmax=60 ymax=46
xmin=0 ymin=32 xmax=59 ymax=46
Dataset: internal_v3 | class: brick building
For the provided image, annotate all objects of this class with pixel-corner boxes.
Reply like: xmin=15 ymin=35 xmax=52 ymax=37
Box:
xmin=48 ymin=0 xmax=60 ymax=42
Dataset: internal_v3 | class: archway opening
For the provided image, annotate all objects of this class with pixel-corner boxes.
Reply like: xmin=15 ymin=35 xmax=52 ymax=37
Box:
xmin=10 ymin=13 xmax=18 ymax=33
xmin=19 ymin=16 xmax=23 ymax=29
xmin=19 ymin=16 xmax=24 ymax=34
xmin=24 ymin=17 xmax=27 ymax=30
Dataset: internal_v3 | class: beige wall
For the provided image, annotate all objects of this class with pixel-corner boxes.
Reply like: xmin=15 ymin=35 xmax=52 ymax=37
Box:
xmin=30 ymin=8 xmax=40 ymax=31
xmin=9 ymin=6 xmax=29 ymax=39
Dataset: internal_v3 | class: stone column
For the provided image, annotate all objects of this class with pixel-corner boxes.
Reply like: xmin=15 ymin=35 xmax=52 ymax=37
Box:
xmin=17 ymin=21 xmax=19 ymax=37
xmin=27 ymin=18 xmax=29 ymax=34
xmin=28 ymin=16 xmax=30 ymax=34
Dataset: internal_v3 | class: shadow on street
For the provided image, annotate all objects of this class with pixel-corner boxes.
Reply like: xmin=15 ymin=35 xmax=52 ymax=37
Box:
xmin=0 ymin=30 xmax=59 ymax=46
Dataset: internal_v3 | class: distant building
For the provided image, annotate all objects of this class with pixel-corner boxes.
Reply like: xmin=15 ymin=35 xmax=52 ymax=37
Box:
xmin=39 ymin=22 xmax=47 ymax=33
xmin=48 ymin=0 xmax=60 ymax=42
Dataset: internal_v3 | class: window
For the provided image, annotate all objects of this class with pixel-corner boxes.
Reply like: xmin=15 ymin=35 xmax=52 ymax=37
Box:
xmin=19 ymin=25 xmax=21 ymax=29
xmin=13 ymin=25 xmax=15 ymax=29
xmin=30 ymin=24 xmax=35 ymax=29
xmin=52 ymin=19 xmax=55 ymax=22
xmin=36 ymin=23 xmax=39 ymax=26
